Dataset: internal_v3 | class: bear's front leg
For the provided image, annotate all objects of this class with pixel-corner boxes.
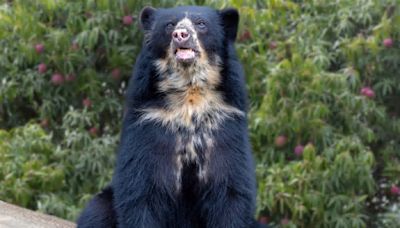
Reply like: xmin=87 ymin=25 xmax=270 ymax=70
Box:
xmin=113 ymin=186 xmax=175 ymax=228
xmin=113 ymin=123 xmax=178 ymax=228
xmin=201 ymin=123 xmax=257 ymax=228
xmin=201 ymin=183 xmax=256 ymax=228
xmin=113 ymin=158 xmax=178 ymax=228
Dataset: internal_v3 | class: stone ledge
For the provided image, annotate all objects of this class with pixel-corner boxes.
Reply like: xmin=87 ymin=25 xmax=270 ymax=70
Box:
xmin=0 ymin=201 xmax=75 ymax=228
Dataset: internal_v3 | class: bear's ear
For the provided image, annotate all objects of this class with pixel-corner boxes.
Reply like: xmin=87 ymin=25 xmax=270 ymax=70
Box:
xmin=140 ymin=7 xmax=157 ymax=31
xmin=219 ymin=8 xmax=239 ymax=42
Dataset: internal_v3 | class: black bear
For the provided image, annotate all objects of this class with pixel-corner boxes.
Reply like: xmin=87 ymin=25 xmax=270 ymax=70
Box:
xmin=78 ymin=6 xmax=263 ymax=228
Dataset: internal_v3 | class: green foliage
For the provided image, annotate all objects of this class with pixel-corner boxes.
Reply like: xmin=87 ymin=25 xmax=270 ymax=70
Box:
xmin=236 ymin=0 xmax=400 ymax=227
xmin=1 ymin=0 xmax=400 ymax=227
xmin=0 ymin=124 xmax=64 ymax=208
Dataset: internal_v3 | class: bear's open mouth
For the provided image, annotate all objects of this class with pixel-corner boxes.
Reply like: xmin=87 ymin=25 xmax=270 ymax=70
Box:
xmin=174 ymin=48 xmax=198 ymax=63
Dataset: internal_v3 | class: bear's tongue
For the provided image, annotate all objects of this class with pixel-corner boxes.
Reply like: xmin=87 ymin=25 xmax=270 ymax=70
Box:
xmin=176 ymin=49 xmax=195 ymax=60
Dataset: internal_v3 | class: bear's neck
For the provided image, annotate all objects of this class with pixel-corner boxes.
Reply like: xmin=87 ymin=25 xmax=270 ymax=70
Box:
xmin=137 ymin=59 xmax=243 ymax=131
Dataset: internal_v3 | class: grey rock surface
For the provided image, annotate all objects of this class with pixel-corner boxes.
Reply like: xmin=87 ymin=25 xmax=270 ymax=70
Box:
xmin=0 ymin=201 xmax=75 ymax=228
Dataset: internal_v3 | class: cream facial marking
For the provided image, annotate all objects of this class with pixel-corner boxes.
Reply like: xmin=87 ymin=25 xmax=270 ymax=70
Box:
xmin=172 ymin=17 xmax=199 ymax=63
xmin=176 ymin=18 xmax=197 ymax=39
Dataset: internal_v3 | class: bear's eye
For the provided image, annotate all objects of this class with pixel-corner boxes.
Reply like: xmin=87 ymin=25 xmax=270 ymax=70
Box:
xmin=166 ymin=22 xmax=175 ymax=30
xmin=196 ymin=21 xmax=207 ymax=30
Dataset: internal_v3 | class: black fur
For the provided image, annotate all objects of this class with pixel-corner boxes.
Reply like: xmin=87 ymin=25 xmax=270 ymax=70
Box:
xmin=77 ymin=186 xmax=117 ymax=228
xmin=77 ymin=6 xmax=265 ymax=228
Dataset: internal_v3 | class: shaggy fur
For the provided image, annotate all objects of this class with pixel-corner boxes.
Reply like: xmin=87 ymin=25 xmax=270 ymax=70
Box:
xmin=77 ymin=6 xmax=265 ymax=228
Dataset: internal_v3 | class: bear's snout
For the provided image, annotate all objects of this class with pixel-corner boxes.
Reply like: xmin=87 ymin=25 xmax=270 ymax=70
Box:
xmin=172 ymin=28 xmax=190 ymax=44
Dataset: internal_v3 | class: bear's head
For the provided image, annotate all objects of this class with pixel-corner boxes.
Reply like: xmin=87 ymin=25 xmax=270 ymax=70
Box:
xmin=139 ymin=6 xmax=239 ymax=71
xmin=135 ymin=6 xmax=244 ymax=129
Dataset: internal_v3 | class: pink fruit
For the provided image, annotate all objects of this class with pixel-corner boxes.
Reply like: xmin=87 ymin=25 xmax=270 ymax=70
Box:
xmin=258 ymin=216 xmax=268 ymax=224
xmin=82 ymin=98 xmax=92 ymax=108
xmin=390 ymin=185 xmax=400 ymax=195
xmin=85 ymin=12 xmax=92 ymax=18
xmin=383 ymin=38 xmax=393 ymax=48
xmin=365 ymin=90 xmax=375 ymax=98
xmin=269 ymin=41 xmax=278 ymax=50
xmin=360 ymin=87 xmax=369 ymax=94
xmin=275 ymin=135 xmax=287 ymax=147
xmin=239 ymin=29 xmax=251 ymax=42
xmin=122 ymin=15 xmax=133 ymax=25
xmin=40 ymin=118 xmax=49 ymax=128
xmin=294 ymin=145 xmax=304 ymax=156
xmin=281 ymin=218 xmax=290 ymax=225
xmin=71 ymin=42 xmax=79 ymax=51
xmin=51 ymin=73 xmax=64 ymax=85
xmin=89 ymin=127 xmax=98 ymax=136
xmin=35 ymin=43 xmax=44 ymax=54
xmin=65 ymin=74 xmax=76 ymax=82
xmin=111 ymin=68 xmax=121 ymax=80
xmin=38 ymin=63 xmax=47 ymax=74
xmin=360 ymin=87 xmax=375 ymax=98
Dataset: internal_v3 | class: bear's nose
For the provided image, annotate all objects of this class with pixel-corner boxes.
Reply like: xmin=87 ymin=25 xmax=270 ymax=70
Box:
xmin=172 ymin=29 xmax=190 ymax=43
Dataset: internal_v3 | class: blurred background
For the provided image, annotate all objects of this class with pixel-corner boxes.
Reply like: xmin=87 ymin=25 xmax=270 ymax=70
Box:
xmin=0 ymin=0 xmax=399 ymax=227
